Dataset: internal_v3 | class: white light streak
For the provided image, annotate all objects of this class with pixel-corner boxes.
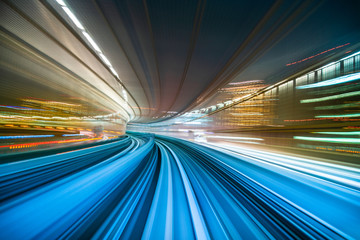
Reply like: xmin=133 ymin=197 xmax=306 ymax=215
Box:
xmin=61 ymin=6 xmax=84 ymax=30
xmin=184 ymin=122 xmax=202 ymax=125
xmin=297 ymin=72 xmax=360 ymax=89
xmin=99 ymin=53 xmax=112 ymax=66
xmin=206 ymin=136 xmax=264 ymax=141
xmin=110 ymin=67 xmax=119 ymax=78
xmin=340 ymin=51 xmax=360 ymax=61
xmin=56 ymin=0 xmax=66 ymax=6
xmin=82 ymin=32 xmax=101 ymax=52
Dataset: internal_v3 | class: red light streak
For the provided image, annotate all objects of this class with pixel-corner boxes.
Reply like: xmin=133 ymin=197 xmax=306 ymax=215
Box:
xmin=284 ymin=117 xmax=360 ymax=122
xmin=286 ymin=43 xmax=350 ymax=66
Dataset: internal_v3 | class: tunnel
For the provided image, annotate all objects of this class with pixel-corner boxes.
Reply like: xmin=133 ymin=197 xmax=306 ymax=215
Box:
xmin=0 ymin=0 xmax=360 ymax=239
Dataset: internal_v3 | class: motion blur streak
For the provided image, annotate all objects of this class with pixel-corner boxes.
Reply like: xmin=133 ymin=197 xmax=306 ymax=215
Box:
xmin=296 ymin=72 xmax=360 ymax=89
xmin=1 ymin=133 xmax=359 ymax=239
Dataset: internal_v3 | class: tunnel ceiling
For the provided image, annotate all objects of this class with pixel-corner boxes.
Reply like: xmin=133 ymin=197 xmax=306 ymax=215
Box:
xmin=1 ymin=0 xmax=360 ymax=123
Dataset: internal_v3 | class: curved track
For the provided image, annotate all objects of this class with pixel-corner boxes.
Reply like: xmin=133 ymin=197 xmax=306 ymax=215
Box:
xmin=0 ymin=134 xmax=359 ymax=239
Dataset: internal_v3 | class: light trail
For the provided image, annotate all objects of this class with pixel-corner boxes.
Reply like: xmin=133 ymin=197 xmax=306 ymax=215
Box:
xmin=0 ymin=134 xmax=359 ymax=239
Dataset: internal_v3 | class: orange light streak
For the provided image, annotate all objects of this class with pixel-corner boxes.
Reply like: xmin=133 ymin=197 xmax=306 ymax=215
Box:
xmin=286 ymin=43 xmax=350 ymax=66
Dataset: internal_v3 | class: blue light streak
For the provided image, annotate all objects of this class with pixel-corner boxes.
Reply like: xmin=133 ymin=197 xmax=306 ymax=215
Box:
xmin=0 ymin=135 xmax=55 ymax=139
xmin=0 ymin=134 xmax=359 ymax=239
xmin=296 ymin=72 xmax=360 ymax=89
xmin=0 ymin=105 xmax=46 ymax=111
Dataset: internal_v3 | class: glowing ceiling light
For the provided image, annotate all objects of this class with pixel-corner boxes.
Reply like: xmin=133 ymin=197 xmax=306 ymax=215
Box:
xmin=56 ymin=0 xmax=66 ymax=6
xmin=61 ymin=7 xmax=84 ymax=30
xmin=110 ymin=67 xmax=119 ymax=78
xmin=297 ymin=72 xmax=360 ymax=89
xmin=99 ymin=53 xmax=112 ymax=66
xmin=55 ymin=1 xmax=133 ymax=109
xmin=82 ymin=32 xmax=101 ymax=52
xmin=122 ymin=89 xmax=128 ymax=101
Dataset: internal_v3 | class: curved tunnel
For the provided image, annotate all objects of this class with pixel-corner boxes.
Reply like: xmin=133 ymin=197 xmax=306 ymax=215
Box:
xmin=1 ymin=0 xmax=360 ymax=239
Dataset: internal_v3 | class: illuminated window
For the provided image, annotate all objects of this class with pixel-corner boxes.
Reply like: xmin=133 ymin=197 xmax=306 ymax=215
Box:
xmin=344 ymin=57 xmax=354 ymax=74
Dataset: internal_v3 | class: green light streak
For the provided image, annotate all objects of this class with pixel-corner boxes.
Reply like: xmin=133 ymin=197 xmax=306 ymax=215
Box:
xmin=294 ymin=136 xmax=360 ymax=144
xmin=314 ymin=102 xmax=360 ymax=110
xmin=301 ymin=91 xmax=360 ymax=103
xmin=308 ymin=84 xmax=360 ymax=96
xmin=315 ymin=113 xmax=360 ymax=118
xmin=313 ymin=131 xmax=360 ymax=135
